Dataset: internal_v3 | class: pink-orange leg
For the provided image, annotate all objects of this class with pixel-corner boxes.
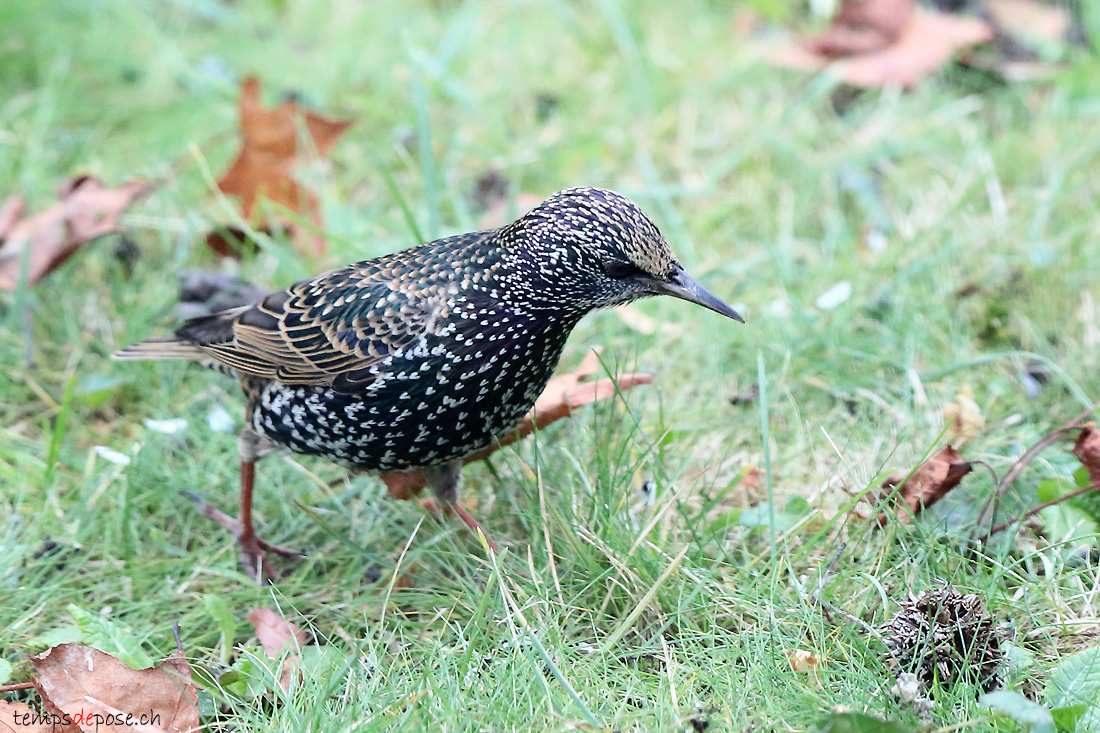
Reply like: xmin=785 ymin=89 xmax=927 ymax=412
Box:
xmin=183 ymin=458 xmax=302 ymax=584
xmin=419 ymin=496 xmax=499 ymax=552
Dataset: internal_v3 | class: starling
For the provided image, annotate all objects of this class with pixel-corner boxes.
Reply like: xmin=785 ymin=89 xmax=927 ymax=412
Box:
xmin=115 ymin=187 xmax=743 ymax=581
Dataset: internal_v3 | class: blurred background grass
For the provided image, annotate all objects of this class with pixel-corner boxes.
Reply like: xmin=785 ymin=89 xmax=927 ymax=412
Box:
xmin=2 ymin=0 xmax=1099 ymax=730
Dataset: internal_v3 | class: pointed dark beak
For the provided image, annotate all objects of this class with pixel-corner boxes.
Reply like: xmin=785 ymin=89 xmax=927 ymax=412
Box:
xmin=645 ymin=267 xmax=744 ymax=323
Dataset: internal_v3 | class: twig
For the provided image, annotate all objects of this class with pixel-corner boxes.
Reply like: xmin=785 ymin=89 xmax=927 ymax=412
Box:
xmin=974 ymin=405 xmax=1097 ymax=534
xmin=0 ymin=682 xmax=35 ymax=693
xmin=172 ymin=621 xmax=184 ymax=656
xmin=977 ymin=479 xmax=1100 ymax=543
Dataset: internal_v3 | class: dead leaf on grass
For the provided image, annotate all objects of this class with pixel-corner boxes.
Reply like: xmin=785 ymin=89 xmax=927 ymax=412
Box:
xmin=246 ymin=608 xmax=308 ymax=690
xmin=943 ymin=385 xmax=984 ymax=445
xmin=0 ymin=177 xmax=151 ymax=290
xmin=215 ymin=76 xmax=352 ymax=256
xmin=0 ymin=699 xmax=78 ymax=733
xmin=807 ymin=0 xmax=915 ymax=57
xmin=987 ymin=0 xmax=1070 ymax=44
xmin=246 ymin=608 xmax=307 ymax=659
xmin=382 ymin=349 xmax=652 ymax=498
xmin=878 ymin=446 xmax=973 ymax=524
xmin=30 ymin=643 xmax=199 ymax=733
xmin=768 ymin=4 xmax=993 ymax=89
xmin=203 ymin=225 xmax=274 ymax=259
xmin=785 ymin=648 xmax=822 ymax=672
xmin=1072 ymin=422 xmax=1100 ymax=485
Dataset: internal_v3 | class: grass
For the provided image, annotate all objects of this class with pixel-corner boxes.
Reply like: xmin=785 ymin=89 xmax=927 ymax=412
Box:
xmin=2 ymin=0 xmax=1100 ymax=730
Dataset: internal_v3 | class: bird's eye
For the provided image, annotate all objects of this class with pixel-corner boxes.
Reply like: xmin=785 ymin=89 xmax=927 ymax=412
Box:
xmin=602 ymin=260 xmax=642 ymax=279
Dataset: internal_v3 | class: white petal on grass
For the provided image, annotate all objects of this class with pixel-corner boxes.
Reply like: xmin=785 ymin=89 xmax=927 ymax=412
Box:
xmin=815 ymin=281 xmax=852 ymax=311
xmin=94 ymin=446 xmax=132 ymax=466
xmin=143 ymin=418 xmax=188 ymax=434
xmin=207 ymin=407 xmax=236 ymax=433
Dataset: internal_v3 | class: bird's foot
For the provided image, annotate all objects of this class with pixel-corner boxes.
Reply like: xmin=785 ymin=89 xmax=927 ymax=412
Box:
xmin=181 ymin=491 xmax=303 ymax=584
xmin=419 ymin=497 xmax=499 ymax=552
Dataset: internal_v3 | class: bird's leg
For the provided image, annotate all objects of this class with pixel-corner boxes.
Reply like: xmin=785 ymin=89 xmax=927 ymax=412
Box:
xmin=421 ymin=461 xmax=498 ymax=552
xmin=184 ymin=429 xmax=302 ymax=584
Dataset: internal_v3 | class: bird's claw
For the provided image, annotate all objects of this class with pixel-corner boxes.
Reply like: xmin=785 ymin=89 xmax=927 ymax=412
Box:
xmin=181 ymin=490 xmax=304 ymax=584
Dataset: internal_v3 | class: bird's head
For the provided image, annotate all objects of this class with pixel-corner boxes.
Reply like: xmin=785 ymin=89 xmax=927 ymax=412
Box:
xmin=502 ymin=187 xmax=743 ymax=322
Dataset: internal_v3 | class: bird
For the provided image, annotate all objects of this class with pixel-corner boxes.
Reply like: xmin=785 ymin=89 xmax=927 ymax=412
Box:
xmin=115 ymin=187 xmax=744 ymax=582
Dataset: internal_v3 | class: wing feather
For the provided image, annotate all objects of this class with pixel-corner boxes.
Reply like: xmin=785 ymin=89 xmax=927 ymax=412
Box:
xmin=116 ymin=229 xmax=503 ymax=392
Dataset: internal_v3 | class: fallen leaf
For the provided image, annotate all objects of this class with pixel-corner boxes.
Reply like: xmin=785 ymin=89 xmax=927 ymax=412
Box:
xmin=785 ymin=648 xmax=821 ymax=672
xmin=31 ymin=644 xmax=199 ymax=733
xmin=879 ymin=446 xmax=973 ymax=524
xmin=943 ymin=385 xmax=984 ymax=445
xmin=987 ymin=0 xmax=1070 ymax=45
xmin=0 ymin=197 xmax=25 ymax=234
xmin=0 ymin=700 xmax=70 ymax=733
xmin=246 ymin=608 xmax=308 ymax=690
xmin=382 ymin=349 xmax=652 ymax=498
xmin=806 ymin=0 xmax=915 ymax=57
xmin=769 ymin=8 xmax=993 ymax=89
xmin=0 ymin=177 xmax=150 ymax=290
xmin=1072 ymin=423 xmax=1100 ymax=485
xmin=216 ymin=76 xmax=352 ymax=256
xmin=0 ymin=699 xmax=79 ymax=733
xmin=246 ymin=608 xmax=307 ymax=660
xmin=203 ymin=225 xmax=273 ymax=259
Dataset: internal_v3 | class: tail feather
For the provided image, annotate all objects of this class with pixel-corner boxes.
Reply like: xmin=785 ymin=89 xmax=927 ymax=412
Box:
xmin=112 ymin=337 xmax=206 ymax=361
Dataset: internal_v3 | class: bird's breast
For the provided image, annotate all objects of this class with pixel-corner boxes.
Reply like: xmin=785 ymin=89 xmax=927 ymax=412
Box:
xmin=249 ymin=305 xmax=578 ymax=472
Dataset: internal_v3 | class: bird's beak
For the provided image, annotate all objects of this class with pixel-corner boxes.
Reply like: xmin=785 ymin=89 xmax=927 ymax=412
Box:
xmin=645 ymin=266 xmax=744 ymax=323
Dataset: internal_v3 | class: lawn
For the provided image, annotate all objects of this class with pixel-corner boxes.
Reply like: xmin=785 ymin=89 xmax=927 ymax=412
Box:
xmin=2 ymin=0 xmax=1099 ymax=730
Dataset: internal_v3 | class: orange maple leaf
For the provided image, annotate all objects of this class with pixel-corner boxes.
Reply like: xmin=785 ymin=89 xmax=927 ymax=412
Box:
xmin=216 ymin=76 xmax=353 ymax=255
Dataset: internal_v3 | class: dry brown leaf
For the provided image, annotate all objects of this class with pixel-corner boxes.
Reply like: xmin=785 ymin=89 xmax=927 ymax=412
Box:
xmin=1072 ymin=423 xmax=1100 ymax=485
xmin=784 ymin=648 xmax=821 ymax=672
xmin=987 ymin=0 xmax=1070 ymax=44
xmin=943 ymin=385 xmax=984 ymax=445
xmin=0 ymin=699 xmax=79 ymax=733
xmin=203 ymin=225 xmax=274 ymax=259
xmin=0 ymin=177 xmax=150 ymax=290
xmin=878 ymin=446 xmax=972 ymax=524
xmin=246 ymin=608 xmax=308 ymax=690
xmin=246 ymin=607 xmax=307 ymax=659
xmin=30 ymin=644 xmax=199 ymax=733
xmin=0 ymin=197 xmax=25 ymax=234
xmin=807 ymin=0 xmax=915 ymax=57
xmin=215 ymin=76 xmax=353 ymax=256
xmin=382 ymin=349 xmax=652 ymax=499
xmin=769 ymin=8 xmax=993 ymax=89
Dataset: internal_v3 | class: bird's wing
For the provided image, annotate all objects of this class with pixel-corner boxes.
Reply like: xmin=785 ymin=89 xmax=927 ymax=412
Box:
xmin=176 ymin=261 xmax=457 ymax=392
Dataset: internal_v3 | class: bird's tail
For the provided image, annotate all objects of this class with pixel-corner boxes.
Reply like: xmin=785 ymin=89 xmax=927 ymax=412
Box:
xmin=112 ymin=337 xmax=206 ymax=362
